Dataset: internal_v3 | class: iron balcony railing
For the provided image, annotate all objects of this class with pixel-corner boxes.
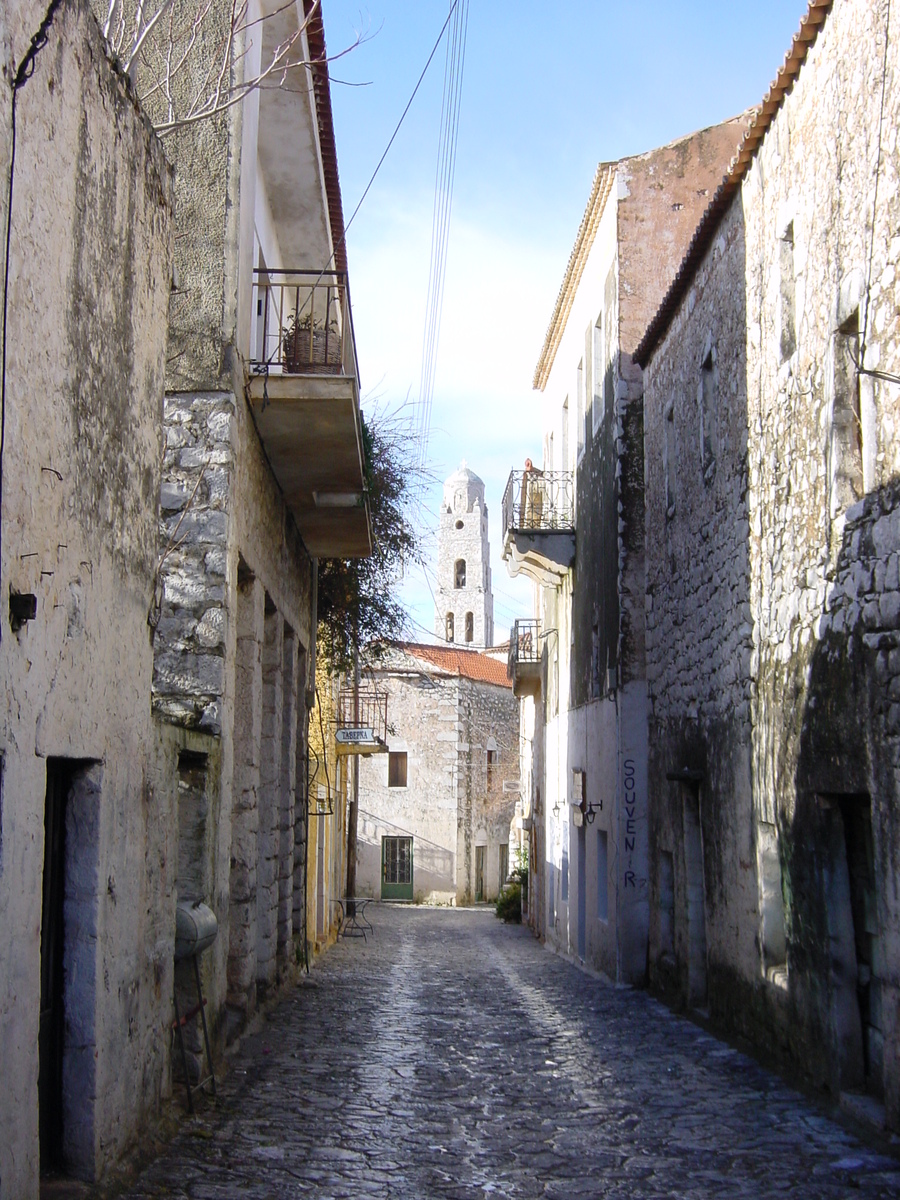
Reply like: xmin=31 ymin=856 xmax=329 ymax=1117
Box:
xmin=502 ymin=470 xmax=575 ymax=538
xmin=250 ymin=269 xmax=359 ymax=379
xmin=336 ymin=688 xmax=388 ymax=745
xmin=508 ymin=618 xmax=541 ymax=680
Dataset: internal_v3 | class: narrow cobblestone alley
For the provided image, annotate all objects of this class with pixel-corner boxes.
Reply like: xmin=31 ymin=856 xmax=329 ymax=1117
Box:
xmin=125 ymin=907 xmax=900 ymax=1199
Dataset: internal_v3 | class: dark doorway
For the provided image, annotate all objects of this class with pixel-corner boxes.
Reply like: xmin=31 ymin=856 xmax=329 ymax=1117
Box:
xmin=682 ymin=785 xmax=708 ymax=1009
xmin=576 ymin=824 xmax=586 ymax=960
xmin=38 ymin=759 xmax=100 ymax=1180
xmin=475 ymin=845 xmax=485 ymax=901
xmin=40 ymin=760 xmax=74 ymax=1174
xmin=828 ymin=793 xmax=882 ymax=1099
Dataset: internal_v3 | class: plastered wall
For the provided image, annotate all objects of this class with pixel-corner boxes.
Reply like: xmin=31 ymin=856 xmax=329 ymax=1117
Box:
xmin=0 ymin=0 xmax=173 ymax=1189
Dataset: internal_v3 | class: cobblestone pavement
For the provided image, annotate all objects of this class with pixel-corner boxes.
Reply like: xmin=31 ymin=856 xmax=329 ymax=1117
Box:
xmin=126 ymin=906 xmax=900 ymax=1199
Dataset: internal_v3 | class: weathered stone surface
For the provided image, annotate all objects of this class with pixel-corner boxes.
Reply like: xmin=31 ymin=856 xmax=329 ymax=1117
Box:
xmin=0 ymin=0 xmax=174 ymax=1191
xmin=642 ymin=0 xmax=900 ymax=1135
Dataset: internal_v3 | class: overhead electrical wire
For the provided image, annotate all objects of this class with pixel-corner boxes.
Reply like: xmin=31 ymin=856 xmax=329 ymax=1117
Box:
xmin=267 ymin=0 xmax=463 ymax=366
xmin=415 ymin=0 xmax=470 ymax=466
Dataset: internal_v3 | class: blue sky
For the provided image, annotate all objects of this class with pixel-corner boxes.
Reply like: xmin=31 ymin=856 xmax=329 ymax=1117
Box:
xmin=322 ymin=0 xmax=810 ymax=643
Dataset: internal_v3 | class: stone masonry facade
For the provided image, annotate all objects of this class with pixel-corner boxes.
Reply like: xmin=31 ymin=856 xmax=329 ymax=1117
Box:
xmin=356 ymin=646 xmax=517 ymax=905
xmin=640 ymin=0 xmax=900 ymax=1131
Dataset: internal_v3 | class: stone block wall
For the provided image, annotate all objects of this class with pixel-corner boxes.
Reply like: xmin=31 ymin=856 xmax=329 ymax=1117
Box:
xmin=642 ymin=0 xmax=900 ymax=1128
xmin=356 ymin=650 xmax=517 ymax=905
xmin=458 ymin=677 xmax=518 ymax=902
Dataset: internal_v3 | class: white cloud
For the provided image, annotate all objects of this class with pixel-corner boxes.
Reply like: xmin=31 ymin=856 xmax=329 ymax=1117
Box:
xmin=350 ymin=187 xmax=563 ymax=640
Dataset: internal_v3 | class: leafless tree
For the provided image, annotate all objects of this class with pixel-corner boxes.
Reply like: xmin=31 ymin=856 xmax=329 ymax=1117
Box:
xmin=100 ymin=0 xmax=361 ymax=135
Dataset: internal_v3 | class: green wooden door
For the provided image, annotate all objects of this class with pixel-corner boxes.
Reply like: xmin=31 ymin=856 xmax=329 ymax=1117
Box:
xmin=382 ymin=836 xmax=413 ymax=900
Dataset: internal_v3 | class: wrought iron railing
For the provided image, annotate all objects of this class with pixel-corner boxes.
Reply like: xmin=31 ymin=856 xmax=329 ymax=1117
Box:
xmin=250 ymin=269 xmax=358 ymax=379
xmin=336 ymin=688 xmax=388 ymax=744
xmin=508 ymin=618 xmax=541 ymax=679
xmin=502 ymin=470 xmax=574 ymax=537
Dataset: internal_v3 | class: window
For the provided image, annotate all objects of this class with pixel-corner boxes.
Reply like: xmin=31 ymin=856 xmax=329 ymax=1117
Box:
xmin=561 ymin=397 xmax=569 ymax=469
xmin=572 ymin=769 xmax=585 ymax=807
xmin=597 ymin=830 xmax=608 ymax=921
xmin=561 ymin=842 xmax=569 ymax=903
xmin=576 ymin=358 xmax=585 ymax=457
xmin=592 ymin=315 xmax=604 ymax=435
xmin=658 ymin=851 xmax=675 ymax=957
xmin=830 ymin=308 xmax=863 ymax=514
xmin=388 ymin=751 xmax=408 ymax=788
xmin=454 ymin=559 xmax=466 ymax=589
xmin=779 ymin=222 xmax=796 ymax=361
xmin=758 ymin=822 xmax=786 ymax=982
xmin=455 ymin=519 xmax=464 ymax=530
xmin=177 ymin=750 xmax=209 ymax=902
xmin=699 ymin=346 xmax=717 ymax=485
xmin=465 ymin=612 xmax=474 ymax=643
xmin=664 ymin=402 xmax=676 ymax=520
xmin=446 ymin=613 xmax=454 ymax=642
xmin=486 ymin=746 xmax=497 ymax=791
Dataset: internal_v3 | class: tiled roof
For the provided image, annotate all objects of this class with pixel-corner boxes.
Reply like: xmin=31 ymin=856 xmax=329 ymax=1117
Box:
xmin=304 ymin=1 xmax=347 ymax=276
xmin=395 ymin=642 xmax=512 ymax=688
xmin=633 ymin=0 xmax=833 ymax=368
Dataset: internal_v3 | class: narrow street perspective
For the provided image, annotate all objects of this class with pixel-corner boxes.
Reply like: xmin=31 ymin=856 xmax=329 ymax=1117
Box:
xmin=6 ymin=0 xmax=900 ymax=1196
xmin=122 ymin=907 xmax=900 ymax=1200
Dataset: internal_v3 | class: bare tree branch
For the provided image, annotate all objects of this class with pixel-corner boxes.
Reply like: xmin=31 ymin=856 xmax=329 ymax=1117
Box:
xmin=99 ymin=0 xmax=365 ymax=137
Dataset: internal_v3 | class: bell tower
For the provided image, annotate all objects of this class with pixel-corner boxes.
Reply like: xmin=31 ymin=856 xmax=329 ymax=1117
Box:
xmin=434 ymin=462 xmax=494 ymax=648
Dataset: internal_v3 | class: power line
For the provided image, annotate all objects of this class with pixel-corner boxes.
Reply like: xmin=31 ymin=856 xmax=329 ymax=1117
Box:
xmin=415 ymin=0 xmax=470 ymax=465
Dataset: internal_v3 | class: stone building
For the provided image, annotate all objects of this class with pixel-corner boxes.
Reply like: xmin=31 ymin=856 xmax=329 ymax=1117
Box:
xmin=636 ymin=0 xmax=900 ymax=1130
xmin=355 ymin=643 xmax=517 ymax=904
xmin=357 ymin=466 xmax=515 ymax=903
xmin=434 ymin=463 xmax=494 ymax=648
xmin=503 ymin=118 xmax=747 ymax=979
xmin=0 ymin=0 xmax=369 ymax=1189
xmin=146 ymin=0 xmax=369 ymax=1053
xmin=0 ymin=0 xmax=174 ymax=1189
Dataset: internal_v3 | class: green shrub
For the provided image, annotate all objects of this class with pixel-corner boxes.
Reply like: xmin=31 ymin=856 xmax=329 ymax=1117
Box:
xmin=495 ymin=881 xmax=522 ymax=923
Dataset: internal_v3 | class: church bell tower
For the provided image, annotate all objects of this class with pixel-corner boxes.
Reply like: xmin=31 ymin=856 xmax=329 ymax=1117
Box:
xmin=434 ymin=462 xmax=494 ymax=648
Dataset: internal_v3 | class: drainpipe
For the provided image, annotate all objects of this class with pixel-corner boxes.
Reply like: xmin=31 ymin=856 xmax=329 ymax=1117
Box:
xmin=300 ymin=557 xmax=317 ymax=962
xmin=306 ymin=558 xmax=318 ymax=709
xmin=346 ymin=642 xmax=360 ymax=912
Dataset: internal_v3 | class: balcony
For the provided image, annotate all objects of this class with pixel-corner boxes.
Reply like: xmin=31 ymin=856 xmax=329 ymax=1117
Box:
xmin=334 ymin=688 xmax=389 ymax=756
xmin=501 ymin=470 xmax=575 ymax=585
xmin=508 ymin=618 xmax=543 ymax=699
xmin=247 ymin=270 xmax=371 ymax=559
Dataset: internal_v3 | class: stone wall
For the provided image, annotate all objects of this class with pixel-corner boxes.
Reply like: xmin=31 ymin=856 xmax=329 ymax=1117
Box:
xmin=0 ymin=0 xmax=173 ymax=1189
xmin=643 ymin=192 xmax=758 ymax=1017
xmin=356 ymin=650 xmax=517 ymax=905
xmin=642 ymin=0 xmax=900 ymax=1129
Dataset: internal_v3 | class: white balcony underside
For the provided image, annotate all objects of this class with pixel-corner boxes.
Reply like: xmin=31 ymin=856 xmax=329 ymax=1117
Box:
xmin=502 ymin=530 xmax=575 ymax=586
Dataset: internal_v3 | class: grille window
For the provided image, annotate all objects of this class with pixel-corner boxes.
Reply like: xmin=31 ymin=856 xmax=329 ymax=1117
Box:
xmin=383 ymin=836 xmax=412 ymax=885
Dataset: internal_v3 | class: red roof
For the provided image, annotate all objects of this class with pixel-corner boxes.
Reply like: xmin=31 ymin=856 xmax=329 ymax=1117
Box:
xmin=304 ymin=1 xmax=348 ymax=276
xmin=634 ymin=0 xmax=832 ymax=366
xmin=396 ymin=642 xmax=512 ymax=688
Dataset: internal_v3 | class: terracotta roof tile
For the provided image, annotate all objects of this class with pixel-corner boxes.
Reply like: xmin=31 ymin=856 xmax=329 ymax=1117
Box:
xmin=394 ymin=642 xmax=512 ymax=688
xmin=634 ymin=0 xmax=833 ymax=367
xmin=304 ymin=1 xmax=347 ymax=275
